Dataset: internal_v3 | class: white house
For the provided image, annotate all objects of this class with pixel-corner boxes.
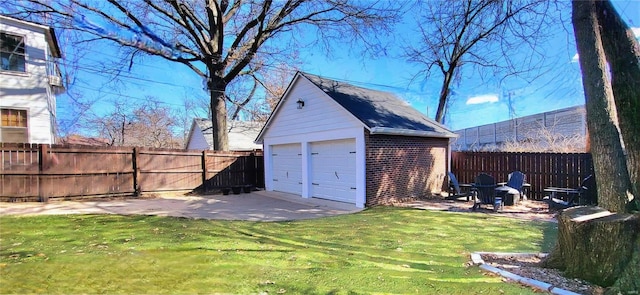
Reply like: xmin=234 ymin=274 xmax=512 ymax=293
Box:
xmin=0 ymin=15 xmax=64 ymax=144
xmin=185 ymin=118 xmax=263 ymax=151
xmin=255 ymin=72 xmax=457 ymax=208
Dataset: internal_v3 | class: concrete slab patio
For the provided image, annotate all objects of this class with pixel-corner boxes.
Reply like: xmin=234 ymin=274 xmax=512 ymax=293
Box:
xmin=0 ymin=190 xmax=363 ymax=222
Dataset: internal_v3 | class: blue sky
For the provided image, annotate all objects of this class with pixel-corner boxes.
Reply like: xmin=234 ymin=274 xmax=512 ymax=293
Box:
xmin=54 ymin=1 xmax=640 ymax=134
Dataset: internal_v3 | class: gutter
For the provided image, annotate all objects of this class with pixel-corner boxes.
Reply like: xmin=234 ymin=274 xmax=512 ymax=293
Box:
xmin=47 ymin=28 xmax=62 ymax=58
xmin=369 ymin=127 xmax=458 ymax=138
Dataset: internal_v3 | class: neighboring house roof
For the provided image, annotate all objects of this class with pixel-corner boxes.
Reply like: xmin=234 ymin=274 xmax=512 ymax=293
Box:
xmin=186 ymin=118 xmax=262 ymax=151
xmin=59 ymin=135 xmax=110 ymax=146
xmin=256 ymin=72 xmax=457 ymax=142
xmin=0 ymin=15 xmax=61 ymax=58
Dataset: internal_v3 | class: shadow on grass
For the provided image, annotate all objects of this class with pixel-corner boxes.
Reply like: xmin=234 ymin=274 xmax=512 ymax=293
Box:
xmin=540 ymin=219 xmax=560 ymax=252
xmin=0 ymin=207 xmax=554 ymax=294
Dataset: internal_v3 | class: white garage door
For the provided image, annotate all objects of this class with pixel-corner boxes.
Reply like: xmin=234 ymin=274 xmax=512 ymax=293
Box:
xmin=271 ymin=144 xmax=302 ymax=195
xmin=310 ymin=139 xmax=357 ymax=204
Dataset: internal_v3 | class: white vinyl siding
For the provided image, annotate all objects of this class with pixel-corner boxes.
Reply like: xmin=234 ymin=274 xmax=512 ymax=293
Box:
xmin=0 ymin=18 xmax=57 ymax=144
xmin=186 ymin=123 xmax=209 ymax=150
xmin=262 ymin=77 xmax=362 ymax=140
xmin=0 ymin=98 xmax=52 ymax=144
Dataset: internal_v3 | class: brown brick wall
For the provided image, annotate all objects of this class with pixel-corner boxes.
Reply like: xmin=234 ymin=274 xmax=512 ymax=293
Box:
xmin=365 ymin=132 xmax=448 ymax=206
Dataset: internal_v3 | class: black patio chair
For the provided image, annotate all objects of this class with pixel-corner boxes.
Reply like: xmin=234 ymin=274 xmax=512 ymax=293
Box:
xmin=495 ymin=171 xmax=525 ymax=206
xmin=544 ymin=174 xmax=596 ymax=210
xmin=472 ymin=173 xmax=500 ymax=211
xmin=446 ymin=172 xmax=473 ymax=201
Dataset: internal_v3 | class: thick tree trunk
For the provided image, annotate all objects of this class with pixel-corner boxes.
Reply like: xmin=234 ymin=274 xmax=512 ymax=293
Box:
xmin=210 ymin=88 xmax=229 ymax=151
xmin=205 ymin=1 xmax=227 ymax=151
xmin=608 ymin=237 xmax=640 ymax=294
xmin=571 ymin=0 xmax=630 ymax=213
xmin=545 ymin=3 xmax=640 ymax=293
xmin=209 ymin=71 xmax=229 ymax=151
xmin=435 ymin=69 xmax=455 ymax=123
xmin=596 ymin=0 xmax=640 ymax=210
xmin=542 ymin=207 xmax=640 ymax=290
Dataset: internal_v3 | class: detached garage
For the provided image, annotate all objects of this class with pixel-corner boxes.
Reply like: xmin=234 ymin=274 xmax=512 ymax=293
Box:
xmin=255 ymin=72 xmax=457 ymax=208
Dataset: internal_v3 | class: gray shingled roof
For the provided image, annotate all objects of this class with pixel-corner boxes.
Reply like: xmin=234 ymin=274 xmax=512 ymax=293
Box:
xmin=300 ymin=72 xmax=456 ymax=138
xmin=194 ymin=119 xmax=262 ymax=151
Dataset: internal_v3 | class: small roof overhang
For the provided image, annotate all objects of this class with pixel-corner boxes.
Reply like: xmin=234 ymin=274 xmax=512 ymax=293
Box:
xmin=0 ymin=15 xmax=62 ymax=58
xmin=369 ymin=127 xmax=459 ymax=138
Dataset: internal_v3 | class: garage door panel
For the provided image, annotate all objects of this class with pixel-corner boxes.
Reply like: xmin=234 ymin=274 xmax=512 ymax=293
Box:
xmin=310 ymin=139 xmax=356 ymax=204
xmin=272 ymin=144 xmax=302 ymax=195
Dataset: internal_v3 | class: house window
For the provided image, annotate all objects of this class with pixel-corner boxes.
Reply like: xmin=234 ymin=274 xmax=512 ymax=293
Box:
xmin=0 ymin=109 xmax=28 ymax=143
xmin=1 ymin=32 xmax=26 ymax=72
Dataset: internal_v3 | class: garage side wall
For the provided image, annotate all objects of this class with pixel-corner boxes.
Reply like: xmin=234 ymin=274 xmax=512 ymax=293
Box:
xmin=365 ymin=133 xmax=448 ymax=206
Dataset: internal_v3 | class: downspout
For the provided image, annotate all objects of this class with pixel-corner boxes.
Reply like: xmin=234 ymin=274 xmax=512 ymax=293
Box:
xmin=447 ymin=137 xmax=452 ymax=189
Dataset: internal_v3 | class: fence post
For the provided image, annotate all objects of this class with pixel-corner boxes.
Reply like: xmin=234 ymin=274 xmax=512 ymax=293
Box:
xmin=38 ymin=144 xmax=48 ymax=202
xmin=202 ymin=150 xmax=208 ymax=190
xmin=132 ymin=147 xmax=140 ymax=196
xmin=249 ymin=151 xmax=258 ymax=187
xmin=247 ymin=152 xmax=253 ymax=186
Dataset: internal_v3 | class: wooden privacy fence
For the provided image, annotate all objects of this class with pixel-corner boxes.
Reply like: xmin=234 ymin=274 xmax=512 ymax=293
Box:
xmin=451 ymin=152 xmax=594 ymax=201
xmin=0 ymin=143 xmax=264 ymax=201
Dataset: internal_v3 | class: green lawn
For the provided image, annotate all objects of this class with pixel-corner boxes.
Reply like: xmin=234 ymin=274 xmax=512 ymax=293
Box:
xmin=0 ymin=207 xmax=557 ymax=294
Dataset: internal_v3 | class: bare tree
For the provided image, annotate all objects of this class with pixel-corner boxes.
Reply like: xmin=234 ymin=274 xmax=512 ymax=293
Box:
xmin=239 ymin=63 xmax=297 ymax=123
xmin=178 ymin=95 xmax=206 ymax=143
xmin=404 ymin=0 xmax=557 ymax=123
xmin=595 ymin=0 xmax=640 ymax=206
xmin=127 ymin=100 xmax=183 ymax=148
xmin=88 ymin=100 xmax=132 ymax=146
xmin=542 ymin=1 xmax=639 ymax=292
xmin=472 ymin=121 xmax=586 ymax=153
xmin=5 ymin=0 xmax=401 ymax=150
xmin=88 ymin=98 xmax=183 ymax=148
xmin=224 ymin=50 xmax=299 ymax=122
xmin=572 ymin=0 xmax=632 ymax=213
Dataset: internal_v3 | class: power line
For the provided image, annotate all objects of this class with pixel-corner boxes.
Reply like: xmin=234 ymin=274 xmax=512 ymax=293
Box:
xmin=44 ymin=49 xmax=583 ymax=117
xmin=617 ymin=1 xmax=635 ymax=26
xmin=47 ymin=41 xmax=422 ymax=97
xmin=68 ymin=48 xmax=186 ymax=71
xmin=66 ymin=45 xmax=302 ymax=73
xmin=300 ymin=72 xmax=421 ymax=94
xmin=26 ymin=54 xmax=207 ymax=93
xmin=50 ymin=43 xmax=581 ymax=112
xmin=70 ymin=84 xmax=187 ymax=107
xmin=74 ymin=65 xmax=204 ymax=91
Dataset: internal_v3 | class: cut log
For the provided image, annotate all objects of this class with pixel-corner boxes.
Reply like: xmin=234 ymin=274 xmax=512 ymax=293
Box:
xmin=542 ymin=206 xmax=640 ymax=289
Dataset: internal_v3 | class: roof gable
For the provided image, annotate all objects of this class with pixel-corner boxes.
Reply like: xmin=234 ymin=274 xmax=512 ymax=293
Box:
xmin=300 ymin=73 xmax=456 ymax=137
xmin=189 ymin=118 xmax=262 ymax=151
xmin=256 ymin=72 xmax=457 ymax=142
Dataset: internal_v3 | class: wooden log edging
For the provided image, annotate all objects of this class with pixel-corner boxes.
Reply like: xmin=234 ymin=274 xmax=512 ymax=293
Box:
xmin=471 ymin=252 xmax=581 ymax=295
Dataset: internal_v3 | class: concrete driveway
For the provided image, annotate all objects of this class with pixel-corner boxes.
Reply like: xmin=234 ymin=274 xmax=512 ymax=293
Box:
xmin=0 ymin=191 xmax=362 ymax=222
